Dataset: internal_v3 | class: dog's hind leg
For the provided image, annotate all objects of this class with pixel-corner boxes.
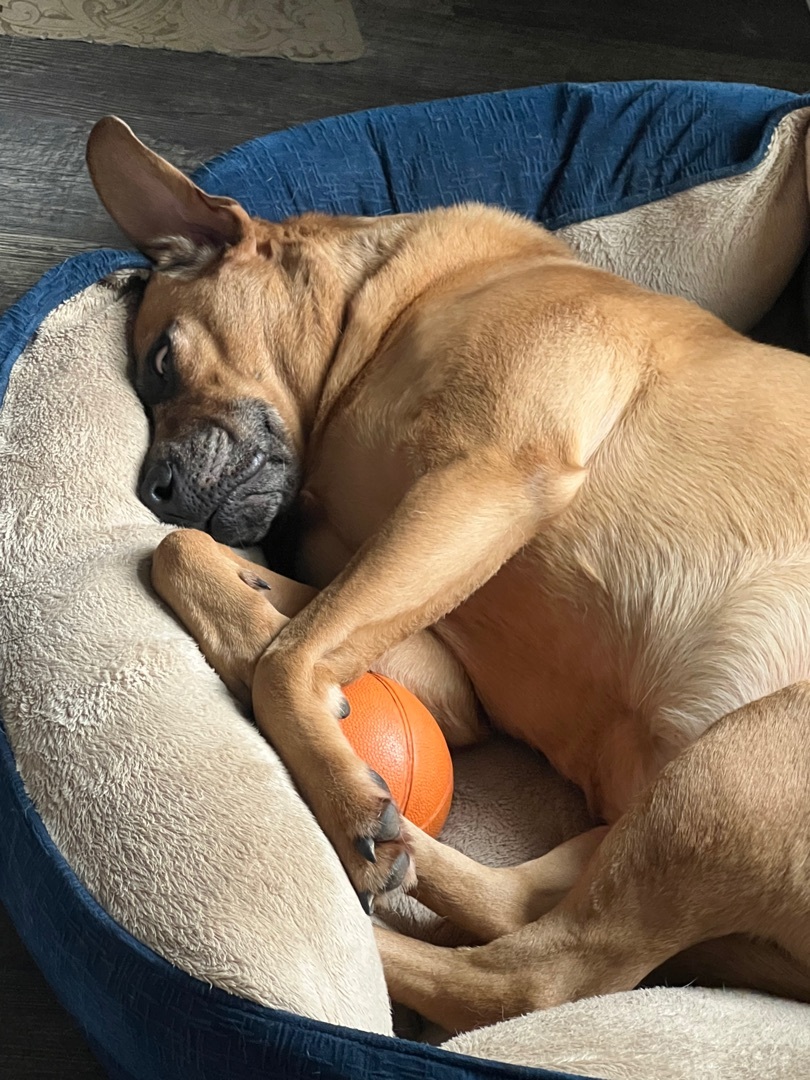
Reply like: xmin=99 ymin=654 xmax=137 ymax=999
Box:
xmin=651 ymin=935 xmax=810 ymax=1004
xmin=376 ymin=683 xmax=810 ymax=1032
xmin=399 ymin=822 xmax=608 ymax=942
xmin=373 ymin=631 xmax=486 ymax=748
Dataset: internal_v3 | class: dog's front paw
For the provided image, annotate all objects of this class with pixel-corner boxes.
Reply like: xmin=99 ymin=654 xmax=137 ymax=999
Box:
xmin=253 ymin=644 xmax=416 ymax=909
xmin=328 ymin=766 xmax=415 ymax=912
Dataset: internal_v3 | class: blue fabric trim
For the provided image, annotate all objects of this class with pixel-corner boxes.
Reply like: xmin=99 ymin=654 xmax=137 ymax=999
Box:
xmin=0 ymin=250 xmax=147 ymax=407
xmin=3 ymin=79 xmax=810 ymax=1078
xmin=0 ymin=720 xmax=589 ymax=1080
xmin=190 ymin=81 xmax=810 ymax=229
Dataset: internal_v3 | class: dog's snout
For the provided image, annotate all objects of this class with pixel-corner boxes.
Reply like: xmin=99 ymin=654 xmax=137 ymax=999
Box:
xmin=139 ymin=460 xmax=177 ymax=514
xmin=136 ymin=402 xmax=299 ymax=542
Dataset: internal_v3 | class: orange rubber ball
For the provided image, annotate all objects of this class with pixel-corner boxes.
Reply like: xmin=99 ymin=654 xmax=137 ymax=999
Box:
xmin=341 ymin=673 xmax=454 ymax=838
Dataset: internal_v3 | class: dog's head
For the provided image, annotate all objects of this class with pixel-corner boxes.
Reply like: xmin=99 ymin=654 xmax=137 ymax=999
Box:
xmin=86 ymin=117 xmax=394 ymax=546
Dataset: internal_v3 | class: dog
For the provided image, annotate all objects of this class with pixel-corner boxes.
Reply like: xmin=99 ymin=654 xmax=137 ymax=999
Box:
xmin=86 ymin=116 xmax=810 ymax=1034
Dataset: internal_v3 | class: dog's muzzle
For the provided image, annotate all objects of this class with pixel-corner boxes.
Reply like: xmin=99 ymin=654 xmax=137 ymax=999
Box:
xmin=138 ymin=400 xmax=299 ymax=546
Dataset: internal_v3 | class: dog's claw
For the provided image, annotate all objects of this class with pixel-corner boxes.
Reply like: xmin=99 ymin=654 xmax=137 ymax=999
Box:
xmin=355 ymin=835 xmax=377 ymax=863
xmin=238 ymin=568 xmax=271 ymax=591
xmin=375 ymin=800 xmax=401 ymax=843
xmin=383 ymin=850 xmax=411 ymax=892
xmin=336 ymin=770 xmax=408 ymax=900
xmin=368 ymin=769 xmax=391 ymax=795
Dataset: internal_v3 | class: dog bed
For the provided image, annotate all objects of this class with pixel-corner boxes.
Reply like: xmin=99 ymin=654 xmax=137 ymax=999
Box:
xmin=2 ymin=81 xmax=810 ymax=1080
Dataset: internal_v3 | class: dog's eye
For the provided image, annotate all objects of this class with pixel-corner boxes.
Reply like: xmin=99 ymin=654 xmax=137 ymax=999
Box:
xmin=151 ymin=337 xmax=172 ymax=378
xmin=137 ymin=331 xmax=178 ymax=407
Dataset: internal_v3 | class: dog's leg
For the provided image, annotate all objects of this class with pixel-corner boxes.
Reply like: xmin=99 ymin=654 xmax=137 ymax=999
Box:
xmin=151 ymin=525 xmax=490 ymax=890
xmin=151 ymin=530 xmax=314 ymax=707
xmin=373 ymin=632 xmax=486 ymax=748
xmin=376 ymin=683 xmax=810 ymax=1031
xmin=155 ymin=531 xmax=596 ymax=932
xmin=152 ymin=529 xmax=483 ymax=743
xmin=652 ymin=936 xmax=810 ymax=1004
xmin=246 ymin=455 xmax=570 ymax=901
xmin=403 ymin=823 xmax=608 ymax=942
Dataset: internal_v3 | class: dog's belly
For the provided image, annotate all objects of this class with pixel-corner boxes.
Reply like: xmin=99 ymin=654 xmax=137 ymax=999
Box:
xmin=437 ymin=548 xmax=663 ymax=822
xmin=439 ymin=537 xmax=810 ymax=824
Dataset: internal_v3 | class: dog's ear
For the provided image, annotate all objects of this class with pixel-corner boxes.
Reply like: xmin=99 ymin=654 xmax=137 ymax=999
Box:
xmin=86 ymin=116 xmax=256 ymax=269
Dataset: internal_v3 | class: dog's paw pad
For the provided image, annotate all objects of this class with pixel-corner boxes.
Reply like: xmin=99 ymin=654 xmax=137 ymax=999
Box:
xmin=351 ymin=801 xmax=413 ymax=903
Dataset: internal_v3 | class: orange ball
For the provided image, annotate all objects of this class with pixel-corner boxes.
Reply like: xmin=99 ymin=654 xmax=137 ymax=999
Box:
xmin=341 ymin=673 xmax=453 ymax=838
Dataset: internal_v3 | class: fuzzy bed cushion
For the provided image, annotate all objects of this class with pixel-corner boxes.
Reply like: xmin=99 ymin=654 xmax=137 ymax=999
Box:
xmin=2 ymin=81 xmax=810 ymax=1080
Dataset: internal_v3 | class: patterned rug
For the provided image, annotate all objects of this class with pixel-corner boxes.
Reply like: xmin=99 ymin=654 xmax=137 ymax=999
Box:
xmin=0 ymin=0 xmax=363 ymax=62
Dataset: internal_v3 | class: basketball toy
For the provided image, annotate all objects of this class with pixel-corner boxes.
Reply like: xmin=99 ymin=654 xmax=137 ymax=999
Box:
xmin=341 ymin=673 xmax=454 ymax=838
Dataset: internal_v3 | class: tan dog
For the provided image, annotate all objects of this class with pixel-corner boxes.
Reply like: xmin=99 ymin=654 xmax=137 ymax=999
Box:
xmin=87 ymin=116 xmax=810 ymax=1034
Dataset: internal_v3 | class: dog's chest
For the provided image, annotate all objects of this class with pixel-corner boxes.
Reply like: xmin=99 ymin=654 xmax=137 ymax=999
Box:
xmin=297 ymin=418 xmax=415 ymax=582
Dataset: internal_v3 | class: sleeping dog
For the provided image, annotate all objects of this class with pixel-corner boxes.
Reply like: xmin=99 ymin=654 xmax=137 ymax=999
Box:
xmin=87 ymin=116 xmax=810 ymax=1033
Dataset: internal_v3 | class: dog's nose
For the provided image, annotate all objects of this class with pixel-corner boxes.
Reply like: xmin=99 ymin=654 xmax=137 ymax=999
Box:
xmin=139 ymin=460 xmax=178 ymax=516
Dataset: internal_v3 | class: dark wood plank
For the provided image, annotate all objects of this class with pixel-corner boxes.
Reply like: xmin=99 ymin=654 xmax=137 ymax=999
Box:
xmin=2 ymin=0 xmax=810 ymax=311
xmin=457 ymin=0 xmax=810 ymax=63
xmin=0 ymin=904 xmax=105 ymax=1078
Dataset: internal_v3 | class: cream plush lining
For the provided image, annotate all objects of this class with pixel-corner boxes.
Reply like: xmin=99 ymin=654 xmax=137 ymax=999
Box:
xmin=1 ymin=108 xmax=810 ymax=1076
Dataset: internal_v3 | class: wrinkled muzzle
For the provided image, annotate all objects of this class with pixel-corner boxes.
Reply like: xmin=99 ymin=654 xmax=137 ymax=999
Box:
xmin=138 ymin=398 xmax=299 ymax=546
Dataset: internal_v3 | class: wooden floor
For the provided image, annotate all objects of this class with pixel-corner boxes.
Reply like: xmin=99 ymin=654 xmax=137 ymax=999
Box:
xmin=2 ymin=0 xmax=810 ymax=1074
